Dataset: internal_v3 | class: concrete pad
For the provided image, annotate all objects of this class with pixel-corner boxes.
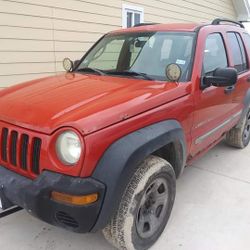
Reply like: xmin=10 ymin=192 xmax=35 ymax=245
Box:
xmin=1 ymin=141 xmax=250 ymax=250
xmin=0 ymin=210 xmax=115 ymax=250
xmin=192 ymin=141 xmax=250 ymax=183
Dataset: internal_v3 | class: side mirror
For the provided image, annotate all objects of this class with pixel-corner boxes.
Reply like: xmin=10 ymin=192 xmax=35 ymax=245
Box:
xmin=202 ymin=67 xmax=237 ymax=89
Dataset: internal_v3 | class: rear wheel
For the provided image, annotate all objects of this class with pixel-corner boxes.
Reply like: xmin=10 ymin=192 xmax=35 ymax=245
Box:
xmin=102 ymin=155 xmax=176 ymax=250
xmin=226 ymin=107 xmax=250 ymax=149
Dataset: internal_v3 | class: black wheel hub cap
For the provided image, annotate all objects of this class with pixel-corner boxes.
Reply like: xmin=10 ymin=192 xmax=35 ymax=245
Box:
xmin=136 ymin=178 xmax=169 ymax=239
xmin=243 ymin=110 xmax=250 ymax=142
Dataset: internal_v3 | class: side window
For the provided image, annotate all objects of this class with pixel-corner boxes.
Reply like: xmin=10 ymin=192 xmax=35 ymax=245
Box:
xmin=236 ymin=33 xmax=248 ymax=71
xmin=203 ymin=33 xmax=228 ymax=75
xmin=243 ymin=33 xmax=250 ymax=53
xmin=227 ymin=32 xmax=247 ymax=73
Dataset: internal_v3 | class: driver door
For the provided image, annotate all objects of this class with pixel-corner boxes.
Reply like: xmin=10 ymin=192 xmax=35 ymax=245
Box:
xmin=191 ymin=33 xmax=235 ymax=155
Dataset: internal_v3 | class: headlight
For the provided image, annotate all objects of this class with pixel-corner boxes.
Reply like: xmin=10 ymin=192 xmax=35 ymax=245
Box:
xmin=56 ymin=131 xmax=82 ymax=165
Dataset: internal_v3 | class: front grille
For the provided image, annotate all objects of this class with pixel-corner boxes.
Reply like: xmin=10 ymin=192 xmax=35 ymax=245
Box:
xmin=20 ymin=134 xmax=29 ymax=170
xmin=0 ymin=127 xmax=42 ymax=175
xmin=1 ymin=128 xmax=8 ymax=162
xmin=10 ymin=131 xmax=18 ymax=166
xmin=32 ymin=137 xmax=42 ymax=175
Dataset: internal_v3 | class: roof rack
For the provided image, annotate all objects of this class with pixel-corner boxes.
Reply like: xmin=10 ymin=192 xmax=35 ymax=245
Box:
xmin=133 ymin=22 xmax=159 ymax=27
xmin=212 ymin=18 xmax=244 ymax=28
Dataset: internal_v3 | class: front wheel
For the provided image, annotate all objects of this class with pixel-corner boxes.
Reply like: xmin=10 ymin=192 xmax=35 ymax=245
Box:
xmin=102 ymin=155 xmax=176 ymax=250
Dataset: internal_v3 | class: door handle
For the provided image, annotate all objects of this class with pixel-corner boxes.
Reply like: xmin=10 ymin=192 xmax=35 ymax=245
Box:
xmin=224 ymin=85 xmax=235 ymax=94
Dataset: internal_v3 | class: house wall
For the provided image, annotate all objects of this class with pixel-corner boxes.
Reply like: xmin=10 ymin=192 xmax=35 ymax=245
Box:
xmin=0 ymin=0 xmax=237 ymax=89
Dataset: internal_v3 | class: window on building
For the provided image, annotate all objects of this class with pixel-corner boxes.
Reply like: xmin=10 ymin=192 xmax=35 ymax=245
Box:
xmin=227 ymin=32 xmax=247 ymax=73
xmin=203 ymin=33 xmax=228 ymax=75
xmin=122 ymin=4 xmax=144 ymax=28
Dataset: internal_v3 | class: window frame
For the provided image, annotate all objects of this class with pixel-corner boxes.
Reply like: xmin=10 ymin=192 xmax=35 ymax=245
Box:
xmin=242 ymin=32 xmax=250 ymax=68
xmin=122 ymin=4 xmax=144 ymax=28
xmin=236 ymin=33 xmax=248 ymax=73
xmin=202 ymin=32 xmax=229 ymax=76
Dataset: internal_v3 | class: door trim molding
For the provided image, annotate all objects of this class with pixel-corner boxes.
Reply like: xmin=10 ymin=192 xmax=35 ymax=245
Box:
xmin=195 ymin=110 xmax=242 ymax=145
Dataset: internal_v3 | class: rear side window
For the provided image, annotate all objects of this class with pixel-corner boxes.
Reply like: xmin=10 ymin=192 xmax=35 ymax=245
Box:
xmin=236 ymin=33 xmax=247 ymax=70
xmin=227 ymin=32 xmax=247 ymax=73
xmin=243 ymin=33 xmax=250 ymax=52
xmin=203 ymin=33 xmax=228 ymax=75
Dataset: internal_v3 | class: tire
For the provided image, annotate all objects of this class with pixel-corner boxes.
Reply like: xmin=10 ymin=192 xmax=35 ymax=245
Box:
xmin=102 ymin=155 xmax=176 ymax=250
xmin=226 ymin=107 xmax=250 ymax=149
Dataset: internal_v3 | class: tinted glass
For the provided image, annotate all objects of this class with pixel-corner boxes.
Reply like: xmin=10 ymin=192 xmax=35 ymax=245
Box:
xmin=243 ymin=33 xmax=250 ymax=52
xmin=88 ymin=39 xmax=125 ymax=70
xmin=127 ymin=12 xmax=133 ymax=28
xmin=78 ymin=32 xmax=195 ymax=81
xmin=203 ymin=33 xmax=228 ymax=75
xmin=134 ymin=13 xmax=141 ymax=25
xmin=227 ymin=32 xmax=245 ymax=72
xmin=236 ymin=33 xmax=247 ymax=71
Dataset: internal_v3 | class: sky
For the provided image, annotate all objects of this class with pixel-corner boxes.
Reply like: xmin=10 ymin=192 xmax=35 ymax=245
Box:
xmin=243 ymin=22 xmax=250 ymax=32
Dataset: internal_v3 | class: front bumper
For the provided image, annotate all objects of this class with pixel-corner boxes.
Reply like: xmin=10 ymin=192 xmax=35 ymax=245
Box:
xmin=0 ymin=166 xmax=105 ymax=233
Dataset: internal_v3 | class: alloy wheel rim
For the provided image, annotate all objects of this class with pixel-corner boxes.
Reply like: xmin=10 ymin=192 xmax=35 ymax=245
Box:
xmin=136 ymin=177 xmax=169 ymax=239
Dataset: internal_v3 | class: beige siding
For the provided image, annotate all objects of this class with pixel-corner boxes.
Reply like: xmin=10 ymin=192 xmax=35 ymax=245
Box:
xmin=0 ymin=0 xmax=237 ymax=88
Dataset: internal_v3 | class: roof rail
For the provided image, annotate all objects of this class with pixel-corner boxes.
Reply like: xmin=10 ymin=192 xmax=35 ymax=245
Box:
xmin=133 ymin=22 xmax=159 ymax=27
xmin=212 ymin=18 xmax=244 ymax=28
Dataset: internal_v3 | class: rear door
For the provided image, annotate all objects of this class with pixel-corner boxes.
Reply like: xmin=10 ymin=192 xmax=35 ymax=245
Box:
xmin=226 ymin=32 xmax=250 ymax=114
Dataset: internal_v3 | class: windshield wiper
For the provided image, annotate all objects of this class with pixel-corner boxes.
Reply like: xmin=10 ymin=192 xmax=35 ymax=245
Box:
xmin=106 ymin=70 xmax=153 ymax=80
xmin=76 ymin=67 xmax=106 ymax=76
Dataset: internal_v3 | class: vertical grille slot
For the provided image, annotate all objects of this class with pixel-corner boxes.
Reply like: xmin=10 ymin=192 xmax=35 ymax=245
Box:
xmin=1 ymin=128 xmax=8 ymax=162
xmin=32 ymin=138 xmax=42 ymax=175
xmin=10 ymin=131 xmax=18 ymax=166
xmin=20 ymin=134 xmax=29 ymax=170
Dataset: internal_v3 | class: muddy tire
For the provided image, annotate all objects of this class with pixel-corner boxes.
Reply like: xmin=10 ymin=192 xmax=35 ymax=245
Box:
xmin=226 ymin=107 xmax=250 ymax=149
xmin=102 ymin=155 xmax=176 ymax=250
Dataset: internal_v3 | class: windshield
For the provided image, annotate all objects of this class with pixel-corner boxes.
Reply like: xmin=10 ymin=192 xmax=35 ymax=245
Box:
xmin=76 ymin=32 xmax=195 ymax=81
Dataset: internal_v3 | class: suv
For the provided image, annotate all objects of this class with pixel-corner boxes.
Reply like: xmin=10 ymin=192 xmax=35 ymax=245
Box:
xmin=0 ymin=18 xmax=250 ymax=250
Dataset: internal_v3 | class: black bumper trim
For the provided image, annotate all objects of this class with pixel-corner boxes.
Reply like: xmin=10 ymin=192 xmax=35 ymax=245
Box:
xmin=0 ymin=206 xmax=23 ymax=218
xmin=0 ymin=166 xmax=105 ymax=233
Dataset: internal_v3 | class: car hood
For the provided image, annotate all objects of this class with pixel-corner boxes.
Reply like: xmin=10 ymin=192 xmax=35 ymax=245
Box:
xmin=0 ymin=73 xmax=190 ymax=135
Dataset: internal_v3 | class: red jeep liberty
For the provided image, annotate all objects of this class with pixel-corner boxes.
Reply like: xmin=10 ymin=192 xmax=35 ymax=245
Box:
xmin=0 ymin=19 xmax=250 ymax=250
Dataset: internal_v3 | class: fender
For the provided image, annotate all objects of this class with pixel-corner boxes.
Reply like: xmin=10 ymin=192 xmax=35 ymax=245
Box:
xmin=91 ymin=120 xmax=187 ymax=231
xmin=236 ymin=88 xmax=250 ymax=128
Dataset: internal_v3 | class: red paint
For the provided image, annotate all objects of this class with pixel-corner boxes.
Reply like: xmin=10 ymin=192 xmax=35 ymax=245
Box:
xmin=0 ymin=23 xmax=249 ymax=178
xmin=110 ymin=23 xmax=201 ymax=34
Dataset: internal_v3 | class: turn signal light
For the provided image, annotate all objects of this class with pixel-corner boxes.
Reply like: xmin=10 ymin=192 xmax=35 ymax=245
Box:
xmin=51 ymin=191 xmax=98 ymax=206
